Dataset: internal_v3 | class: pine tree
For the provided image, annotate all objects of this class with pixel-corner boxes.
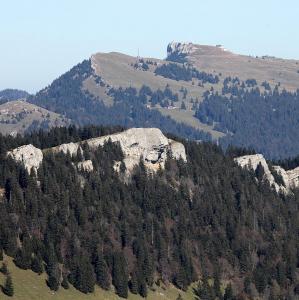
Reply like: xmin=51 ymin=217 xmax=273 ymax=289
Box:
xmin=181 ymin=101 xmax=187 ymax=110
xmin=95 ymin=252 xmax=110 ymax=290
xmin=112 ymin=252 xmax=128 ymax=298
xmin=213 ymin=268 xmax=222 ymax=298
xmin=31 ymin=254 xmax=44 ymax=274
xmin=14 ymin=248 xmax=31 ymax=270
xmin=47 ymin=274 xmax=60 ymax=291
xmin=129 ymin=270 xmax=138 ymax=294
xmin=224 ymin=283 xmax=234 ymax=300
xmin=61 ymin=274 xmax=69 ymax=289
xmin=1 ymin=262 xmax=8 ymax=275
xmin=3 ymin=274 xmax=14 ymax=297
xmin=139 ymin=279 xmax=147 ymax=298
xmin=72 ymin=256 xmax=95 ymax=293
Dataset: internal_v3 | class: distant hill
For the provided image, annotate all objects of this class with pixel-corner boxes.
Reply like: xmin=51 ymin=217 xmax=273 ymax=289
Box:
xmin=0 ymin=100 xmax=69 ymax=135
xmin=0 ymin=89 xmax=29 ymax=103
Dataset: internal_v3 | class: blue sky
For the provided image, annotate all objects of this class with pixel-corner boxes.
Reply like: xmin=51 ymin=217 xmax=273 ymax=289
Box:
xmin=1 ymin=0 xmax=298 ymax=93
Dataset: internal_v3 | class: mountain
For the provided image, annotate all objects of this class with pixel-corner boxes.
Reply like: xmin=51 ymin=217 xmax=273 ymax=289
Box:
xmin=0 ymin=100 xmax=69 ymax=136
xmin=167 ymin=42 xmax=299 ymax=91
xmin=0 ymin=89 xmax=29 ymax=103
xmin=1 ymin=125 xmax=299 ymax=299
xmin=24 ymin=42 xmax=299 ymax=159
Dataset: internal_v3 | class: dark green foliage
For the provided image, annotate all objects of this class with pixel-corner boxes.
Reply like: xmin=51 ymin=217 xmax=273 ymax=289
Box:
xmin=253 ymin=264 xmax=267 ymax=293
xmin=0 ymin=89 xmax=29 ymax=104
xmin=223 ymin=283 xmax=234 ymax=300
xmin=194 ymin=275 xmax=214 ymax=300
xmin=47 ymin=273 xmax=60 ymax=291
xmin=213 ymin=268 xmax=222 ymax=298
xmin=2 ymin=274 xmax=14 ymax=297
xmin=139 ymin=280 xmax=147 ymax=298
xmin=69 ymin=256 xmax=95 ymax=294
xmin=0 ymin=125 xmax=299 ymax=298
xmin=61 ymin=274 xmax=69 ymax=289
xmin=196 ymin=87 xmax=299 ymax=159
xmin=95 ymin=252 xmax=110 ymax=290
xmin=0 ymin=262 xmax=8 ymax=275
xmin=255 ymin=162 xmax=265 ymax=181
xmin=243 ymin=276 xmax=251 ymax=295
xmin=154 ymin=63 xmax=219 ymax=84
xmin=112 ymin=252 xmax=128 ymax=298
xmin=31 ymin=254 xmax=44 ymax=274
xmin=129 ymin=271 xmax=138 ymax=294
xmin=14 ymin=247 xmax=32 ymax=270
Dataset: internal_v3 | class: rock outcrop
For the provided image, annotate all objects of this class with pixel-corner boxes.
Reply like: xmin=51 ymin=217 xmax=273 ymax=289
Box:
xmin=57 ymin=128 xmax=187 ymax=172
xmin=7 ymin=144 xmax=43 ymax=173
xmin=7 ymin=128 xmax=187 ymax=174
xmin=235 ymin=154 xmax=299 ymax=193
xmin=167 ymin=42 xmax=197 ymax=58
xmin=77 ymin=160 xmax=94 ymax=172
xmin=52 ymin=142 xmax=81 ymax=157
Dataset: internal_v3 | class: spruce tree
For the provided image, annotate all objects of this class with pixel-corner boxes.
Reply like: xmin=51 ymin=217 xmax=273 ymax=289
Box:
xmin=129 ymin=270 xmax=138 ymax=294
xmin=139 ymin=279 xmax=147 ymax=298
xmin=1 ymin=262 xmax=8 ymax=275
xmin=47 ymin=274 xmax=60 ymax=291
xmin=72 ymin=257 xmax=95 ymax=293
xmin=31 ymin=254 xmax=44 ymax=274
xmin=95 ymin=253 xmax=110 ymax=290
xmin=0 ymin=248 xmax=3 ymax=261
xmin=61 ymin=274 xmax=69 ymax=289
xmin=224 ymin=283 xmax=234 ymax=300
xmin=112 ymin=252 xmax=128 ymax=298
xmin=3 ymin=274 xmax=14 ymax=297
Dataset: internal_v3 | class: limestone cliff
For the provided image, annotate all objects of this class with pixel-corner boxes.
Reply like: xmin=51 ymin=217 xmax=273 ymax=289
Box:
xmin=235 ymin=154 xmax=299 ymax=193
xmin=8 ymin=128 xmax=187 ymax=174
xmin=7 ymin=144 xmax=43 ymax=173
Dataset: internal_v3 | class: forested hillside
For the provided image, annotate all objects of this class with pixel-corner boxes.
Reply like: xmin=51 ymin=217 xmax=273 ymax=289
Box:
xmin=1 ymin=126 xmax=299 ymax=299
xmin=24 ymin=48 xmax=299 ymax=160
xmin=195 ymin=81 xmax=299 ymax=159
xmin=28 ymin=60 xmax=211 ymax=142
xmin=0 ymin=89 xmax=29 ymax=104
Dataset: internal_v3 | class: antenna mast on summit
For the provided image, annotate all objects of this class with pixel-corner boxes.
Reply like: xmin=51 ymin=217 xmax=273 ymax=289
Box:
xmin=137 ymin=48 xmax=140 ymax=60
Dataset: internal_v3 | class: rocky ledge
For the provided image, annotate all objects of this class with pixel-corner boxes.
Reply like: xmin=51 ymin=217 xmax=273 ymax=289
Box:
xmin=7 ymin=128 xmax=187 ymax=174
xmin=235 ymin=154 xmax=299 ymax=193
xmin=7 ymin=144 xmax=43 ymax=174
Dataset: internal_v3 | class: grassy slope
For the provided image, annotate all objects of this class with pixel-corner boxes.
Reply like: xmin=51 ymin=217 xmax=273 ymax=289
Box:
xmin=0 ymin=256 xmax=195 ymax=300
xmin=87 ymin=52 xmax=223 ymax=138
xmin=87 ymin=46 xmax=299 ymax=139
xmin=0 ymin=100 xmax=69 ymax=135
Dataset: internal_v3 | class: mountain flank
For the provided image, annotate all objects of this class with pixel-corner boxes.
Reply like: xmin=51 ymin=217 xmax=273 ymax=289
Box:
xmin=0 ymin=100 xmax=69 ymax=136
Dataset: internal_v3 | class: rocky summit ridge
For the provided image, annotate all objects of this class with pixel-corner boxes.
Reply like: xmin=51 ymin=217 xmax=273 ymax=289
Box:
xmin=7 ymin=128 xmax=187 ymax=174
xmin=235 ymin=154 xmax=299 ymax=193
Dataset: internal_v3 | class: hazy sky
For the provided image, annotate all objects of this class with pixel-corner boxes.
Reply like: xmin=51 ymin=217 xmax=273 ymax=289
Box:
xmin=1 ymin=0 xmax=298 ymax=93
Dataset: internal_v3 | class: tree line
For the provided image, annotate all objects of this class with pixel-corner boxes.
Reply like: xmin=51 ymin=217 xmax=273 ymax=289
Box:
xmin=1 ymin=126 xmax=299 ymax=298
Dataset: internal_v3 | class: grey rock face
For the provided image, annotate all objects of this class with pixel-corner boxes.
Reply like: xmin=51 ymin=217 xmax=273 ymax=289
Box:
xmin=82 ymin=128 xmax=187 ymax=172
xmin=167 ymin=41 xmax=197 ymax=57
xmin=7 ymin=144 xmax=43 ymax=174
xmin=235 ymin=154 xmax=299 ymax=193
xmin=77 ymin=160 xmax=94 ymax=172
xmin=7 ymin=128 xmax=187 ymax=174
